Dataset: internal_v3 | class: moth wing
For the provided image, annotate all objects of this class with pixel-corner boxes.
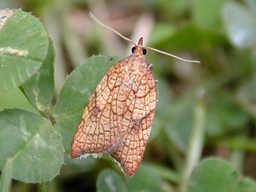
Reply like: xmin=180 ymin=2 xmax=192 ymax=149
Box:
xmin=110 ymin=109 xmax=155 ymax=176
xmin=70 ymin=63 xmax=124 ymax=159
xmin=110 ymin=63 xmax=156 ymax=176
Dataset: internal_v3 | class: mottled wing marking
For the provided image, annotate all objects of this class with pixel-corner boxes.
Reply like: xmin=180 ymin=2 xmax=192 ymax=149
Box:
xmin=70 ymin=60 xmax=126 ymax=159
xmin=70 ymin=37 xmax=156 ymax=176
xmin=110 ymin=56 xmax=156 ymax=176
xmin=110 ymin=109 xmax=155 ymax=176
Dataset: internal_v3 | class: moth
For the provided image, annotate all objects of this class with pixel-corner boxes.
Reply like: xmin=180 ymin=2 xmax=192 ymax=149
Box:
xmin=70 ymin=13 xmax=199 ymax=176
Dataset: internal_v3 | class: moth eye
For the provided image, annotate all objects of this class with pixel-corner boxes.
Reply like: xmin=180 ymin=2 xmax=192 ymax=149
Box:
xmin=131 ymin=46 xmax=136 ymax=53
xmin=142 ymin=49 xmax=147 ymax=55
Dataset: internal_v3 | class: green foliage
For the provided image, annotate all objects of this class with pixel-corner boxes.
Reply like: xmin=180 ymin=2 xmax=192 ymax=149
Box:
xmin=124 ymin=165 xmax=161 ymax=192
xmin=0 ymin=109 xmax=63 ymax=183
xmin=0 ymin=9 xmax=64 ymax=192
xmin=53 ymin=55 xmax=120 ymax=132
xmin=1 ymin=0 xmax=256 ymax=191
xmin=97 ymin=170 xmax=128 ymax=192
xmin=96 ymin=165 xmax=161 ymax=192
xmin=20 ymin=39 xmax=55 ymax=112
xmin=187 ymin=158 xmax=256 ymax=192
xmin=0 ymin=9 xmax=49 ymax=93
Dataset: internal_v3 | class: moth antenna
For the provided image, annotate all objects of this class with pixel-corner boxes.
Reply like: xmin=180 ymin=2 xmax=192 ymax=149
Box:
xmin=146 ymin=46 xmax=200 ymax=63
xmin=89 ymin=12 xmax=200 ymax=63
xmin=89 ymin=12 xmax=136 ymax=46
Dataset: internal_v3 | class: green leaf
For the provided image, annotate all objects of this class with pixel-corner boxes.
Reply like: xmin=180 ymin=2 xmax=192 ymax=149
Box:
xmin=20 ymin=38 xmax=55 ymax=111
xmin=96 ymin=169 xmax=127 ymax=192
xmin=54 ymin=55 xmax=120 ymax=132
xmin=235 ymin=177 xmax=256 ymax=192
xmin=155 ymin=24 xmax=227 ymax=50
xmin=0 ymin=109 xmax=64 ymax=183
xmin=187 ymin=158 xmax=256 ymax=192
xmin=125 ymin=164 xmax=161 ymax=192
xmin=144 ymin=162 xmax=180 ymax=183
xmin=149 ymin=79 xmax=173 ymax=143
xmin=163 ymin=93 xmax=194 ymax=152
xmin=0 ymin=9 xmax=50 ymax=92
xmin=193 ymin=0 xmax=227 ymax=32
xmin=222 ymin=2 xmax=256 ymax=48
xmin=206 ymin=94 xmax=248 ymax=137
xmin=156 ymin=78 xmax=174 ymax=120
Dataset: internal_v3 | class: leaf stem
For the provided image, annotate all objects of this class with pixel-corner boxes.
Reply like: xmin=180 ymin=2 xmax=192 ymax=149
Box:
xmin=37 ymin=182 xmax=48 ymax=192
xmin=0 ymin=159 xmax=12 ymax=192
xmin=180 ymin=87 xmax=206 ymax=192
xmin=40 ymin=110 xmax=56 ymax=125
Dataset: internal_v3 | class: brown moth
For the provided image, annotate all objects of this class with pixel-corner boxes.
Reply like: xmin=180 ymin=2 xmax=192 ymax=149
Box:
xmin=70 ymin=13 xmax=199 ymax=176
